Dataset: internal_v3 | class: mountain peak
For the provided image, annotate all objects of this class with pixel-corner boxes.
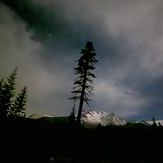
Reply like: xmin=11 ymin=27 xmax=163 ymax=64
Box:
xmin=81 ymin=109 xmax=127 ymax=128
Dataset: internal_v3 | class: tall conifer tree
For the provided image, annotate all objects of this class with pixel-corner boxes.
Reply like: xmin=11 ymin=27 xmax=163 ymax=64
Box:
xmin=69 ymin=41 xmax=98 ymax=125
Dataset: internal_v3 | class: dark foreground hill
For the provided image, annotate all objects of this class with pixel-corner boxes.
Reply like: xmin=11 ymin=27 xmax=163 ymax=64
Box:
xmin=0 ymin=118 xmax=163 ymax=163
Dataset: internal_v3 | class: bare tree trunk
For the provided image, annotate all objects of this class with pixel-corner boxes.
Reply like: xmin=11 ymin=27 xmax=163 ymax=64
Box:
xmin=76 ymin=63 xmax=88 ymax=125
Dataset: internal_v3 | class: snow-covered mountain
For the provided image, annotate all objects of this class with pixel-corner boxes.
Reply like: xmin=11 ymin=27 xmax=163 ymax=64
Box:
xmin=129 ymin=120 xmax=151 ymax=126
xmin=27 ymin=114 xmax=53 ymax=119
xmin=81 ymin=110 xmax=127 ymax=128
xmin=27 ymin=110 xmax=163 ymax=128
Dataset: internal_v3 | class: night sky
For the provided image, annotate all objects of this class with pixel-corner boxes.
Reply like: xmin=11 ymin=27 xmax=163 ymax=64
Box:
xmin=1 ymin=0 xmax=163 ymax=120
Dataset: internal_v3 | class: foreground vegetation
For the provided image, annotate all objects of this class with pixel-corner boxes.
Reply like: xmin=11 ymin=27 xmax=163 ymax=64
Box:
xmin=0 ymin=118 xmax=163 ymax=163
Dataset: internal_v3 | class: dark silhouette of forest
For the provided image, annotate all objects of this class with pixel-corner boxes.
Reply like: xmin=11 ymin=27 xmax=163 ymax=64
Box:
xmin=1 ymin=43 xmax=163 ymax=162
xmin=0 ymin=117 xmax=163 ymax=163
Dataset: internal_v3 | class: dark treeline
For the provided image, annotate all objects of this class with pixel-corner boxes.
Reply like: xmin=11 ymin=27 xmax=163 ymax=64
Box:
xmin=0 ymin=118 xmax=163 ymax=163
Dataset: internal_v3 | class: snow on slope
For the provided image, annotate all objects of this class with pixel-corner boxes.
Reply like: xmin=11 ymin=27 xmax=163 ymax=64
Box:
xmin=81 ymin=110 xmax=127 ymax=127
xmin=27 ymin=114 xmax=53 ymax=119
xmin=147 ymin=120 xmax=163 ymax=126
xmin=128 ymin=120 xmax=152 ymax=126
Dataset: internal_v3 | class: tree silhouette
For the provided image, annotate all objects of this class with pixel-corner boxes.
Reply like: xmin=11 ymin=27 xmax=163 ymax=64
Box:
xmin=0 ymin=78 xmax=5 ymax=119
xmin=0 ymin=68 xmax=27 ymax=120
xmin=0 ymin=67 xmax=17 ymax=119
xmin=152 ymin=116 xmax=157 ymax=127
xmin=69 ymin=41 xmax=98 ymax=125
xmin=10 ymin=86 xmax=27 ymax=119
xmin=68 ymin=104 xmax=76 ymax=125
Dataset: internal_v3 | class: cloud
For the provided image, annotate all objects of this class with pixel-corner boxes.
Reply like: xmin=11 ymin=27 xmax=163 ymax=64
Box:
xmin=98 ymin=0 xmax=163 ymax=78
xmin=0 ymin=3 xmax=73 ymax=116
xmin=1 ymin=0 xmax=59 ymax=40
xmin=0 ymin=3 xmax=41 ymax=77
xmin=93 ymin=78 xmax=149 ymax=118
xmin=33 ymin=0 xmax=163 ymax=79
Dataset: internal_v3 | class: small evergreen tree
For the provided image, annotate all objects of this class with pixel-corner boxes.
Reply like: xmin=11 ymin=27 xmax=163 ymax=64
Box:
xmin=69 ymin=41 xmax=98 ymax=125
xmin=0 ymin=78 xmax=5 ymax=118
xmin=152 ymin=116 xmax=157 ymax=127
xmin=0 ymin=67 xmax=17 ymax=119
xmin=0 ymin=67 xmax=27 ymax=120
xmin=10 ymin=86 xmax=27 ymax=119
xmin=68 ymin=104 xmax=76 ymax=125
